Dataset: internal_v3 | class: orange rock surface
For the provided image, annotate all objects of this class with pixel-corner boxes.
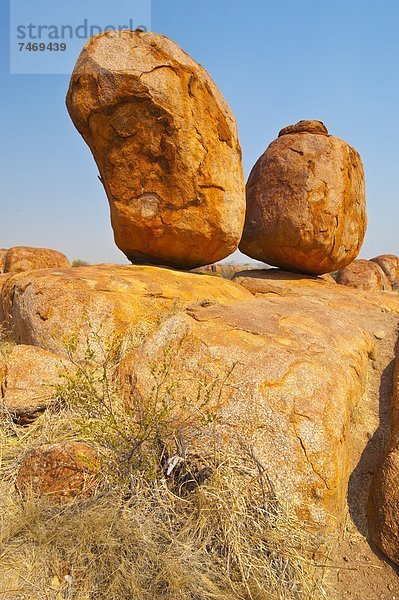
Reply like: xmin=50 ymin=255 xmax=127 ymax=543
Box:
xmin=336 ymin=259 xmax=391 ymax=291
xmin=239 ymin=121 xmax=366 ymax=275
xmin=4 ymin=246 xmax=70 ymax=274
xmin=120 ymin=272 xmax=399 ymax=531
xmin=368 ymin=354 xmax=399 ymax=565
xmin=370 ymin=254 xmax=399 ymax=286
xmin=16 ymin=442 xmax=98 ymax=503
xmin=0 ymin=249 xmax=7 ymax=273
xmin=0 ymin=265 xmax=251 ymax=356
xmin=66 ymin=31 xmax=245 ymax=269
xmin=0 ymin=345 xmax=71 ymax=424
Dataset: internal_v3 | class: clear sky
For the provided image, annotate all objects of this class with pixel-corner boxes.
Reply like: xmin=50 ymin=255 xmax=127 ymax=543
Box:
xmin=0 ymin=0 xmax=398 ymax=264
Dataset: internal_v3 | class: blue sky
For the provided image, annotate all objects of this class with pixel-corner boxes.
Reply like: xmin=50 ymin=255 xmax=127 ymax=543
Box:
xmin=0 ymin=0 xmax=398 ymax=264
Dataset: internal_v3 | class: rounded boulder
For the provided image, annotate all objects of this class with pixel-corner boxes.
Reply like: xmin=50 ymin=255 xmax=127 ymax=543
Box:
xmin=370 ymin=254 xmax=399 ymax=287
xmin=16 ymin=442 xmax=99 ymax=504
xmin=239 ymin=120 xmax=367 ymax=275
xmin=336 ymin=260 xmax=391 ymax=291
xmin=66 ymin=31 xmax=245 ymax=269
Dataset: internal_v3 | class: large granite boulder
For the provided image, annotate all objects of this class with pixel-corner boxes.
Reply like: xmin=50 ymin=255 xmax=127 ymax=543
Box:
xmin=239 ymin=120 xmax=366 ymax=275
xmin=0 ymin=249 xmax=7 ymax=273
xmin=119 ymin=282 xmax=396 ymax=532
xmin=66 ymin=31 xmax=245 ymax=269
xmin=368 ymin=354 xmax=399 ymax=565
xmin=0 ymin=265 xmax=250 ymax=356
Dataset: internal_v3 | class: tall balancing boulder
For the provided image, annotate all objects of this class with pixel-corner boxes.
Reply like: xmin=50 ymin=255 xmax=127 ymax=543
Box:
xmin=66 ymin=31 xmax=245 ymax=269
xmin=239 ymin=120 xmax=367 ymax=275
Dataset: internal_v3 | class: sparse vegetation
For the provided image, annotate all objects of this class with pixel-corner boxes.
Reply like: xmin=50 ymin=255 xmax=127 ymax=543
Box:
xmin=72 ymin=259 xmax=90 ymax=267
xmin=0 ymin=332 xmax=327 ymax=599
xmin=0 ymin=323 xmax=14 ymax=363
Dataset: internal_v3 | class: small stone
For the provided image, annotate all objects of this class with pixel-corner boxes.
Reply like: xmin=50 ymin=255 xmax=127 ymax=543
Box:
xmin=16 ymin=442 xmax=99 ymax=504
xmin=278 ymin=120 xmax=329 ymax=137
xmin=374 ymin=330 xmax=386 ymax=340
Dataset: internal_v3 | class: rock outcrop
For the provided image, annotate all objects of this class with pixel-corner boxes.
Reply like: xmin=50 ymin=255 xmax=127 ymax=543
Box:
xmin=368 ymin=354 xmax=399 ymax=565
xmin=66 ymin=31 xmax=245 ymax=269
xmin=2 ymin=261 xmax=399 ymax=560
xmin=0 ymin=274 xmax=11 ymax=324
xmin=0 ymin=265 xmax=251 ymax=356
xmin=370 ymin=254 xmax=399 ymax=287
xmin=3 ymin=247 xmax=70 ymax=274
xmin=0 ymin=249 xmax=7 ymax=273
xmin=336 ymin=259 xmax=391 ymax=291
xmin=16 ymin=442 xmax=98 ymax=503
xmin=239 ymin=120 xmax=367 ymax=275
xmin=0 ymin=345 xmax=71 ymax=424
xmin=233 ymin=268 xmax=338 ymax=294
xmin=116 ymin=267 xmax=399 ymax=532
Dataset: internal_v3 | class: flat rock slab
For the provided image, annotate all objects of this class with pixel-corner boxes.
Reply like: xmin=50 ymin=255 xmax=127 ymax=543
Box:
xmin=0 ymin=265 xmax=251 ymax=356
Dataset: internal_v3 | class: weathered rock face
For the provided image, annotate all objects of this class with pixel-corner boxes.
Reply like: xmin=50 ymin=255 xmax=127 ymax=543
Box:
xmin=0 ymin=274 xmax=11 ymax=324
xmin=232 ymin=269 xmax=399 ymax=315
xmin=370 ymin=254 xmax=399 ymax=287
xmin=0 ymin=249 xmax=7 ymax=273
xmin=233 ymin=268 xmax=337 ymax=293
xmin=336 ymin=260 xmax=391 ymax=291
xmin=368 ymin=354 xmax=399 ymax=565
xmin=16 ymin=442 xmax=98 ymax=503
xmin=319 ymin=273 xmax=336 ymax=284
xmin=368 ymin=447 xmax=399 ymax=565
xmin=119 ymin=286 xmax=393 ymax=532
xmin=0 ymin=265 xmax=251 ymax=356
xmin=4 ymin=247 xmax=70 ymax=274
xmin=0 ymin=345 xmax=71 ymax=424
xmin=239 ymin=120 xmax=367 ymax=275
xmin=66 ymin=31 xmax=245 ymax=269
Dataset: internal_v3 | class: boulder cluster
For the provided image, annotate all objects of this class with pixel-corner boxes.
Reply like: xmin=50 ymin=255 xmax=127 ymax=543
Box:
xmin=336 ymin=254 xmax=399 ymax=291
xmin=67 ymin=32 xmax=367 ymax=276
xmin=3 ymin=31 xmax=399 ymax=587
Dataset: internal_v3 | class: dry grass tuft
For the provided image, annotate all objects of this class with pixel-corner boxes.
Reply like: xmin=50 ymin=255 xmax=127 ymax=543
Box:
xmin=0 ymin=333 xmax=328 ymax=599
xmin=0 ymin=323 xmax=15 ymax=363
